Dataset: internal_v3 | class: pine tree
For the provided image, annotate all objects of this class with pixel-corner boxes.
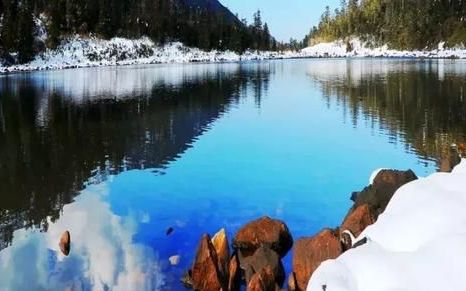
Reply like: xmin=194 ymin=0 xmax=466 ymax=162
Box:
xmin=17 ymin=0 xmax=34 ymax=63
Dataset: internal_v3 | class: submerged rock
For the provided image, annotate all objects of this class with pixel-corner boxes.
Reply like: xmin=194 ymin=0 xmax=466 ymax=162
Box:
xmin=59 ymin=230 xmax=71 ymax=256
xmin=233 ymin=216 xmax=293 ymax=258
xmin=169 ymin=255 xmax=181 ymax=266
xmin=191 ymin=234 xmax=226 ymax=291
xmin=351 ymin=169 xmax=417 ymax=219
xmin=292 ymin=229 xmax=342 ymax=291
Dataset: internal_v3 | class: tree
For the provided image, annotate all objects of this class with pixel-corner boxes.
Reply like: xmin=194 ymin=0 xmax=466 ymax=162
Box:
xmin=17 ymin=0 xmax=35 ymax=62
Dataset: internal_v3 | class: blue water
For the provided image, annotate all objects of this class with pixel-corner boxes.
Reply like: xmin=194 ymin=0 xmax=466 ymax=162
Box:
xmin=2 ymin=58 xmax=459 ymax=290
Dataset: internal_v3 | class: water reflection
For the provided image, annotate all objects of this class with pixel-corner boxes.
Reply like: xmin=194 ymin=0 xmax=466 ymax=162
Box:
xmin=0 ymin=63 xmax=272 ymax=250
xmin=0 ymin=180 xmax=164 ymax=290
xmin=306 ymin=59 xmax=466 ymax=166
xmin=0 ymin=59 xmax=464 ymax=290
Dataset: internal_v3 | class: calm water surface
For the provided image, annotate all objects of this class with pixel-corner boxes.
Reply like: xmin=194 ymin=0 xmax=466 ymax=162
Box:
xmin=0 ymin=59 xmax=465 ymax=290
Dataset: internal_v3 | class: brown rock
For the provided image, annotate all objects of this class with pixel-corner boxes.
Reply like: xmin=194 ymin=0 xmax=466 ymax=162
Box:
xmin=228 ymin=253 xmax=241 ymax=291
xmin=288 ymin=272 xmax=297 ymax=291
xmin=191 ymin=234 xmax=225 ymax=291
xmin=247 ymin=266 xmax=279 ymax=291
xmin=351 ymin=169 xmax=417 ymax=219
xmin=238 ymin=246 xmax=285 ymax=286
xmin=340 ymin=204 xmax=374 ymax=240
xmin=59 ymin=231 xmax=71 ymax=256
xmin=233 ymin=216 xmax=293 ymax=258
xmin=212 ymin=228 xmax=230 ymax=281
xmin=292 ymin=229 xmax=342 ymax=291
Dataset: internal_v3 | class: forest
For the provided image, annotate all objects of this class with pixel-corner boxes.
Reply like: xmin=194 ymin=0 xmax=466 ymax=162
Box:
xmin=0 ymin=0 xmax=277 ymax=63
xmin=304 ymin=0 xmax=466 ymax=50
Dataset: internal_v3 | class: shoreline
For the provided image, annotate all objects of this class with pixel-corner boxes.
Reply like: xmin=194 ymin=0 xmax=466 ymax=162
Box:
xmin=2 ymin=54 xmax=466 ymax=75
xmin=183 ymin=145 xmax=464 ymax=291
xmin=2 ymin=37 xmax=466 ymax=75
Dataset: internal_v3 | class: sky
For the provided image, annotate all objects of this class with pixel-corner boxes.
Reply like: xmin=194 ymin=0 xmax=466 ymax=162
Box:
xmin=220 ymin=0 xmax=341 ymax=43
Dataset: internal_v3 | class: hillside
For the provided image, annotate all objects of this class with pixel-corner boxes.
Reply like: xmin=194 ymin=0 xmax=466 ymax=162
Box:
xmin=0 ymin=0 xmax=275 ymax=64
xmin=304 ymin=0 xmax=466 ymax=50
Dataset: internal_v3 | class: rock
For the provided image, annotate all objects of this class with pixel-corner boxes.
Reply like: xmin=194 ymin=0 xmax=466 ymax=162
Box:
xmin=292 ymin=229 xmax=342 ymax=291
xmin=211 ymin=228 xmax=230 ymax=281
xmin=351 ymin=169 xmax=417 ymax=219
xmin=169 ymin=255 xmax=181 ymax=266
xmin=191 ymin=234 xmax=226 ymax=291
xmin=238 ymin=246 xmax=285 ymax=286
xmin=340 ymin=204 xmax=374 ymax=241
xmin=228 ymin=253 xmax=241 ymax=291
xmin=233 ymin=216 xmax=293 ymax=258
xmin=181 ymin=270 xmax=193 ymax=288
xmin=59 ymin=231 xmax=71 ymax=256
xmin=247 ymin=266 xmax=279 ymax=291
xmin=288 ymin=272 xmax=298 ymax=291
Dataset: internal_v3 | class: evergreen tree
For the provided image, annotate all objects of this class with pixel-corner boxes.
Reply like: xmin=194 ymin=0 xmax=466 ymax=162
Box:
xmin=17 ymin=0 xmax=34 ymax=62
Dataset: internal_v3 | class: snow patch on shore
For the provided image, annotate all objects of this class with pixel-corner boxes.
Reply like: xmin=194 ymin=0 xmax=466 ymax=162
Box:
xmin=302 ymin=38 xmax=466 ymax=59
xmin=307 ymin=159 xmax=466 ymax=291
xmin=0 ymin=36 xmax=299 ymax=73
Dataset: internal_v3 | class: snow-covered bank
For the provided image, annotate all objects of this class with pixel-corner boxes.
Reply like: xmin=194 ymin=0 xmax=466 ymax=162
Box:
xmin=3 ymin=36 xmax=466 ymax=74
xmin=302 ymin=38 xmax=466 ymax=59
xmin=307 ymin=159 xmax=466 ymax=291
xmin=0 ymin=36 xmax=300 ymax=73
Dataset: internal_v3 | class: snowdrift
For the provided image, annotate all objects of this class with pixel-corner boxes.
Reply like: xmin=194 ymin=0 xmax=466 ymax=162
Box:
xmin=307 ymin=159 xmax=466 ymax=291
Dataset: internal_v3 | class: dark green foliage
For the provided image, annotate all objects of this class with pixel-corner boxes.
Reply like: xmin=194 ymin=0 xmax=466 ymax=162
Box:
xmin=0 ymin=0 xmax=277 ymax=63
xmin=305 ymin=0 xmax=466 ymax=49
xmin=17 ymin=0 xmax=35 ymax=62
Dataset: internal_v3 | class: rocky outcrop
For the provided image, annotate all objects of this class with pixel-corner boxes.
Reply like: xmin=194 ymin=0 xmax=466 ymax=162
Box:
xmin=238 ymin=246 xmax=285 ymax=286
xmin=292 ymin=229 xmax=342 ymax=291
xmin=191 ymin=234 xmax=226 ymax=291
xmin=340 ymin=204 xmax=374 ymax=239
xmin=247 ymin=266 xmax=279 ymax=291
xmin=59 ymin=231 xmax=71 ymax=256
xmin=232 ymin=216 xmax=293 ymax=258
xmin=350 ymin=169 xmax=417 ymax=219
xmin=228 ymin=253 xmax=241 ymax=291
xmin=212 ymin=228 xmax=230 ymax=282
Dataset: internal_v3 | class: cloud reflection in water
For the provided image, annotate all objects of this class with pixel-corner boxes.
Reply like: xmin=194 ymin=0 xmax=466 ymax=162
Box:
xmin=0 ymin=179 xmax=164 ymax=291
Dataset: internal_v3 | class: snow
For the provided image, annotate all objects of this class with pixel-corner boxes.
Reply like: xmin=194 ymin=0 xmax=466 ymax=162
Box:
xmin=3 ymin=36 xmax=466 ymax=73
xmin=302 ymin=38 xmax=466 ymax=59
xmin=0 ymin=36 xmax=299 ymax=73
xmin=307 ymin=159 xmax=466 ymax=291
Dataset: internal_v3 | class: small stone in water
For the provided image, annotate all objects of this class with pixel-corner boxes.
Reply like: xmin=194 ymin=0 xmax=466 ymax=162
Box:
xmin=166 ymin=227 xmax=174 ymax=236
xmin=169 ymin=255 xmax=181 ymax=266
xmin=59 ymin=231 xmax=71 ymax=256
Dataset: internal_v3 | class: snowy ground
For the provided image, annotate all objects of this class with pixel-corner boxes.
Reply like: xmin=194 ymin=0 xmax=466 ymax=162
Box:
xmin=2 ymin=37 xmax=466 ymax=74
xmin=307 ymin=159 xmax=466 ymax=291
xmin=302 ymin=38 xmax=466 ymax=59
xmin=0 ymin=36 xmax=300 ymax=73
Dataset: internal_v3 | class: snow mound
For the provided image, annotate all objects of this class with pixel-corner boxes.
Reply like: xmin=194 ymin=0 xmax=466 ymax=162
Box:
xmin=307 ymin=159 xmax=466 ymax=291
xmin=302 ymin=38 xmax=466 ymax=59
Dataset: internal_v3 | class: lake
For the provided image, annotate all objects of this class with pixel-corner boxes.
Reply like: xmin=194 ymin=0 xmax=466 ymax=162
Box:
xmin=0 ymin=59 xmax=465 ymax=290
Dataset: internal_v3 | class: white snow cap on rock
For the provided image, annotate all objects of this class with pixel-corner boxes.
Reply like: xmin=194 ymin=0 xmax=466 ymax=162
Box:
xmin=307 ymin=159 xmax=466 ymax=291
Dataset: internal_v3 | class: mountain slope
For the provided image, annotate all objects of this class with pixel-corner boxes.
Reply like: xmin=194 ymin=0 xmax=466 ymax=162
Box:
xmin=0 ymin=0 xmax=275 ymax=63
